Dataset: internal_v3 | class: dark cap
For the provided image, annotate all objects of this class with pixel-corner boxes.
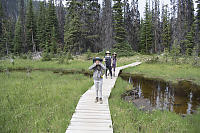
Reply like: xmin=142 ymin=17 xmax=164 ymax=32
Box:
xmin=93 ymin=57 xmax=103 ymax=63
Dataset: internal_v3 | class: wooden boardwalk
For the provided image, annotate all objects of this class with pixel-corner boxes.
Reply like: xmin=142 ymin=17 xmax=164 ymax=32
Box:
xmin=66 ymin=62 xmax=141 ymax=133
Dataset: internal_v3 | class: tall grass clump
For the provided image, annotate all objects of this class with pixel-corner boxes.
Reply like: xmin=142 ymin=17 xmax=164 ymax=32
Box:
xmin=0 ymin=72 xmax=92 ymax=132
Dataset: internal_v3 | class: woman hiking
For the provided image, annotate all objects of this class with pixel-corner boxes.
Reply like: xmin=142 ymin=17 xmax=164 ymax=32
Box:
xmin=112 ymin=52 xmax=117 ymax=77
xmin=89 ymin=57 xmax=106 ymax=104
xmin=104 ymin=51 xmax=112 ymax=79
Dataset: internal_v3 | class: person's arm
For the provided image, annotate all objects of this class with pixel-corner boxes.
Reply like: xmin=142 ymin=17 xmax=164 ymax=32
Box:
xmin=89 ymin=63 xmax=96 ymax=70
xmin=100 ymin=63 xmax=106 ymax=70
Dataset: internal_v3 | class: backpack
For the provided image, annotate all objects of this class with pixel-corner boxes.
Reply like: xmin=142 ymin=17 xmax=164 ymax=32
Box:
xmin=105 ymin=56 xmax=111 ymax=67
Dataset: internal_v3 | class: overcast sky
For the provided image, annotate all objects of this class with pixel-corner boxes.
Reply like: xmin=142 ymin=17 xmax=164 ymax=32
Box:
xmin=38 ymin=0 xmax=197 ymax=17
xmin=98 ymin=0 xmax=197 ymax=17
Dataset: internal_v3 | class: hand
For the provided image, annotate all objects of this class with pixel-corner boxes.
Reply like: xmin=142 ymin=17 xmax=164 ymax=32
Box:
xmin=95 ymin=61 xmax=100 ymax=65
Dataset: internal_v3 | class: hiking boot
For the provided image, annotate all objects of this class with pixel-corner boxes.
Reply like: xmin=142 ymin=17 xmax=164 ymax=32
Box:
xmin=95 ymin=97 xmax=98 ymax=103
xmin=99 ymin=98 xmax=103 ymax=104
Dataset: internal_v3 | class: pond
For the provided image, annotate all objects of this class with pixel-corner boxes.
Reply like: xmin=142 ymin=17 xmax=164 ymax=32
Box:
xmin=120 ymin=73 xmax=200 ymax=115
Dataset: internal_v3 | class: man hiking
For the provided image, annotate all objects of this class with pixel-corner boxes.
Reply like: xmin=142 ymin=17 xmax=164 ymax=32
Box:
xmin=89 ymin=57 xmax=106 ymax=104
xmin=104 ymin=51 xmax=112 ymax=79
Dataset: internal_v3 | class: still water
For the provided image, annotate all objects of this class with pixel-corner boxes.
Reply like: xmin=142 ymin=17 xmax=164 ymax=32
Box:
xmin=122 ymin=75 xmax=200 ymax=114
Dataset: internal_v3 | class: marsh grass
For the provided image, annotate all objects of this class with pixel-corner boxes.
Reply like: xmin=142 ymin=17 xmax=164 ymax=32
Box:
xmin=0 ymin=71 xmax=92 ymax=132
xmin=0 ymin=58 xmax=91 ymax=70
xmin=0 ymin=54 xmax=144 ymax=72
xmin=109 ymin=78 xmax=200 ymax=133
xmin=124 ymin=63 xmax=200 ymax=85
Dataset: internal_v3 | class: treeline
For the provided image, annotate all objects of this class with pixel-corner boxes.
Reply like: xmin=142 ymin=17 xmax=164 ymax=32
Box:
xmin=140 ymin=0 xmax=200 ymax=57
xmin=0 ymin=0 xmax=200 ymax=57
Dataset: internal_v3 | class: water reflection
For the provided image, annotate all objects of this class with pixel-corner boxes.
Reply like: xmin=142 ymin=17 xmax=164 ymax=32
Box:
xmin=123 ymin=75 xmax=200 ymax=114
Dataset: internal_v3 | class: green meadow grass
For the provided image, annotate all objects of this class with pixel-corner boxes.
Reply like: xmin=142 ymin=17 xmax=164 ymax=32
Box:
xmin=0 ymin=54 xmax=150 ymax=71
xmin=109 ymin=78 xmax=200 ymax=133
xmin=0 ymin=58 xmax=91 ymax=70
xmin=0 ymin=71 xmax=92 ymax=132
xmin=124 ymin=63 xmax=200 ymax=85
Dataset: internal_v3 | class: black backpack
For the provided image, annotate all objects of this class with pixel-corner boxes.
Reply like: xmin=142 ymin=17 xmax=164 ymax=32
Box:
xmin=105 ymin=56 xmax=111 ymax=67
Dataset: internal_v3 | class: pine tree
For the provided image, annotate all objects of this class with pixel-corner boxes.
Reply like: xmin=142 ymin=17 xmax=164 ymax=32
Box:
xmin=0 ymin=1 xmax=4 ymax=56
xmin=196 ymin=0 xmax=200 ymax=31
xmin=177 ymin=0 xmax=195 ymax=54
xmin=0 ymin=1 xmax=15 ymax=56
xmin=152 ymin=0 xmax=161 ymax=53
xmin=113 ymin=0 xmax=133 ymax=56
xmin=45 ymin=0 xmax=59 ymax=54
xmin=19 ymin=0 xmax=26 ymax=53
xmin=1 ymin=19 xmax=13 ymax=56
xmin=26 ymin=0 xmax=37 ymax=52
xmin=184 ymin=24 xmax=195 ymax=56
xmin=57 ymin=0 xmax=65 ymax=45
xmin=14 ymin=18 xmax=23 ymax=54
xmin=113 ymin=0 xmax=126 ymax=44
xmin=140 ymin=1 xmax=153 ymax=54
xmin=46 ymin=0 xmax=59 ymax=43
xmin=64 ymin=0 xmax=82 ymax=54
xmin=195 ymin=0 xmax=200 ymax=55
xmin=124 ymin=0 xmax=140 ymax=51
xmin=0 ymin=1 xmax=3 ymax=38
xmin=161 ymin=5 xmax=171 ymax=51
xmin=36 ymin=1 xmax=46 ymax=51
xmin=171 ymin=39 xmax=181 ymax=64
xmin=50 ymin=26 xmax=57 ymax=54
xmin=139 ymin=19 xmax=146 ymax=53
xmin=82 ymin=0 xmax=101 ymax=52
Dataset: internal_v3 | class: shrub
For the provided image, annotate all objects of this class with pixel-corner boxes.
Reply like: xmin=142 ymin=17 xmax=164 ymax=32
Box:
xmin=27 ymin=51 xmax=32 ymax=59
xmin=146 ymin=55 xmax=159 ymax=64
xmin=113 ymin=42 xmax=134 ymax=57
xmin=86 ymin=49 xmax=92 ymax=60
xmin=0 ymin=65 xmax=4 ymax=72
xmin=20 ymin=54 xmax=28 ymax=59
xmin=171 ymin=39 xmax=181 ymax=64
xmin=42 ymin=52 xmax=51 ymax=61
xmin=57 ymin=52 xmax=69 ymax=64
xmin=164 ymin=48 xmax=169 ymax=63
xmin=67 ymin=52 xmax=73 ymax=60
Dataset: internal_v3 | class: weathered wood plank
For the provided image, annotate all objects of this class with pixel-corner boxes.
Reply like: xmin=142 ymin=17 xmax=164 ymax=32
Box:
xmin=67 ymin=125 xmax=112 ymax=131
xmin=66 ymin=130 xmax=113 ymax=133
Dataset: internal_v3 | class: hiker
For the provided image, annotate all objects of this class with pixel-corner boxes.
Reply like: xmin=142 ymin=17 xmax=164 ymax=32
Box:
xmin=112 ymin=52 xmax=117 ymax=77
xmin=89 ymin=57 xmax=106 ymax=104
xmin=104 ymin=51 xmax=112 ymax=79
